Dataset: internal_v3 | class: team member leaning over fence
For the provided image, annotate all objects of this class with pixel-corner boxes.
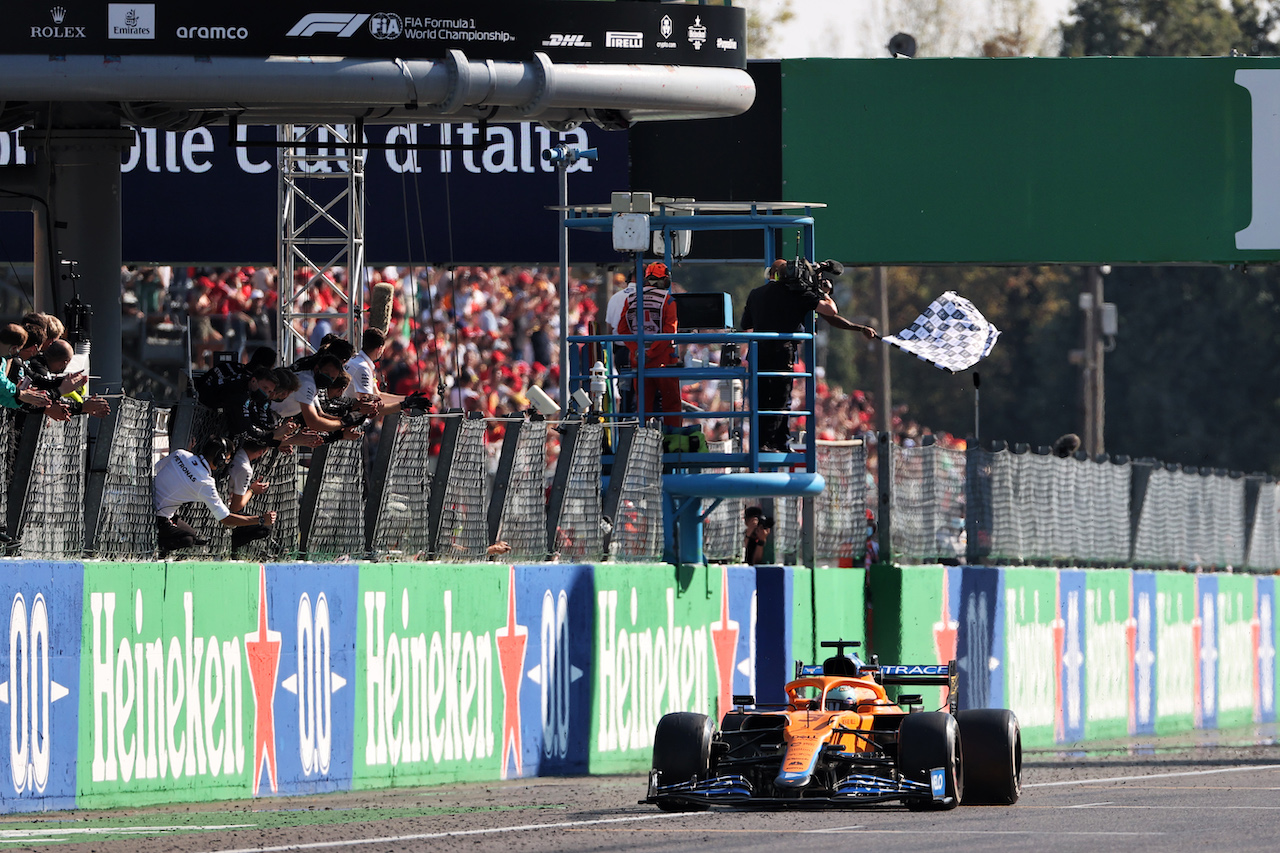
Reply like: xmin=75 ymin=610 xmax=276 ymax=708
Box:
xmin=194 ymin=345 xmax=276 ymax=409
xmin=153 ymin=436 xmax=276 ymax=558
xmin=344 ymin=327 xmax=431 ymax=416
xmin=24 ymin=339 xmax=109 ymax=422
xmin=0 ymin=325 xmax=49 ymax=411
xmin=224 ymin=367 xmax=322 ymax=451
xmin=271 ymin=354 xmax=369 ymax=442
xmin=225 ymin=437 xmax=276 ymax=552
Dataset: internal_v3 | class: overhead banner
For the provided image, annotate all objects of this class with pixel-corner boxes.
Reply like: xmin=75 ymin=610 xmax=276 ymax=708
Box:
xmin=781 ymin=57 xmax=1280 ymax=265
xmin=10 ymin=1 xmax=744 ymax=68
xmin=0 ymin=122 xmax=628 ymax=264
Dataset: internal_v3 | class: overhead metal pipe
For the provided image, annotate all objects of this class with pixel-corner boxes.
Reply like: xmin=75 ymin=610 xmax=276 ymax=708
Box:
xmin=0 ymin=53 xmax=755 ymax=126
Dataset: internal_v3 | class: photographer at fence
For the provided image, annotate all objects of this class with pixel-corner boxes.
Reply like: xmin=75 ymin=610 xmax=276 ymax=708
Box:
xmin=739 ymin=260 xmax=877 ymax=452
xmin=743 ymin=505 xmax=774 ymax=565
xmin=153 ymin=436 xmax=276 ymax=558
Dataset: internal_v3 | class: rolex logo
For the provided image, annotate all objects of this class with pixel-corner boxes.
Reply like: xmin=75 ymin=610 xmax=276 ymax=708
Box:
xmin=33 ymin=4 xmax=86 ymax=38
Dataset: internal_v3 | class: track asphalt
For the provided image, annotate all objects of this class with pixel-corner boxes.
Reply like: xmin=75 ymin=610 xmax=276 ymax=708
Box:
xmin=4 ymin=724 xmax=1277 ymax=852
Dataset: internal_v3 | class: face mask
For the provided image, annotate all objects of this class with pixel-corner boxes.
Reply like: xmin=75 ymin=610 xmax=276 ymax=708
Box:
xmin=250 ymin=388 xmax=269 ymax=404
xmin=314 ymin=371 xmax=334 ymax=389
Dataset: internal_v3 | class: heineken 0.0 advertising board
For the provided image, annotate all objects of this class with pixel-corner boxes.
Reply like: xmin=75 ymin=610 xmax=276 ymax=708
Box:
xmin=781 ymin=57 xmax=1280 ymax=265
xmin=352 ymin=563 xmax=511 ymax=788
xmin=589 ymin=564 xmax=754 ymax=775
xmin=77 ymin=563 xmax=360 ymax=808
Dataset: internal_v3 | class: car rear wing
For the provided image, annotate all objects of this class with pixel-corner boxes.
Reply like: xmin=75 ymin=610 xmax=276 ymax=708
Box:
xmin=874 ymin=660 xmax=959 ymax=714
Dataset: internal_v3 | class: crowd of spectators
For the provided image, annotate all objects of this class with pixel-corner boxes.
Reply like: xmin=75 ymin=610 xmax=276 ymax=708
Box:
xmin=118 ymin=260 xmax=974 ymax=560
xmin=121 ymin=262 xmax=960 ymax=454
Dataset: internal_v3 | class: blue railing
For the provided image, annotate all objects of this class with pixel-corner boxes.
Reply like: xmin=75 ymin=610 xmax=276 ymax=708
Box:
xmin=566 ymin=328 xmax=819 ymax=475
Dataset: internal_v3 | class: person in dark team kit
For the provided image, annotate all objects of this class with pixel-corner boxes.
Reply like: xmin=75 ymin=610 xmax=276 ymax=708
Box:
xmin=739 ymin=259 xmax=877 ymax=452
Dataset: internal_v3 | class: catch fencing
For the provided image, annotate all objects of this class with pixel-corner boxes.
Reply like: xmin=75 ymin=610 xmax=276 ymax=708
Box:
xmin=18 ymin=398 xmax=666 ymax=564
xmin=9 ymin=397 xmax=1280 ymax=571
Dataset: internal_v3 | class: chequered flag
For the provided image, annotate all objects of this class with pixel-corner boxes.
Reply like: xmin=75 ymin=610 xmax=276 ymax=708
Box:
xmin=882 ymin=291 xmax=999 ymax=372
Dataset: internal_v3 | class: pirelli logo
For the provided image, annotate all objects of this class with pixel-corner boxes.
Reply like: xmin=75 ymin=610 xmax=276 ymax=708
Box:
xmin=605 ymin=30 xmax=642 ymax=49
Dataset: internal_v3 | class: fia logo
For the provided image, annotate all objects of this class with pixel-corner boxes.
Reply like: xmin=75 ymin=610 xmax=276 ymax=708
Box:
xmin=369 ymin=13 xmax=402 ymax=40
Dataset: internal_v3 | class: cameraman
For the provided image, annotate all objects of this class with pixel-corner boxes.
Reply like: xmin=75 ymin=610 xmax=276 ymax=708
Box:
xmin=740 ymin=259 xmax=876 ymax=452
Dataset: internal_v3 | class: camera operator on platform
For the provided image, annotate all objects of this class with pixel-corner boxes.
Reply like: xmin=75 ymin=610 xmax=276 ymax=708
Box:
xmin=739 ymin=258 xmax=877 ymax=452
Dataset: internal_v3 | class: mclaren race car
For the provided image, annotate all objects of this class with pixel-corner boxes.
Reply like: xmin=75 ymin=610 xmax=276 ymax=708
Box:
xmin=643 ymin=640 xmax=1021 ymax=810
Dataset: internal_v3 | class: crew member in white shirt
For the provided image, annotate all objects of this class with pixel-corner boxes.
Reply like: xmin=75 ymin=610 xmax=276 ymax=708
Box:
xmin=153 ymin=436 xmax=276 ymax=557
xmin=272 ymin=354 xmax=364 ymax=439
xmin=343 ymin=327 xmax=430 ymax=415
xmin=226 ymin=438 xmax=277 ymax=552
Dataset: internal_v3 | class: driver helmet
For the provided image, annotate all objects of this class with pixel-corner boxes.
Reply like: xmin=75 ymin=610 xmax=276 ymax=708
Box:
xmin=825 ymin=685 xmax=858 ymax=711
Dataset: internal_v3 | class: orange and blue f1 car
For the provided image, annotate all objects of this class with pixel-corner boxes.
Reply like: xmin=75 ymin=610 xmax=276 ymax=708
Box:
xmin=643 ymin=640 xmax=1021 ymax=810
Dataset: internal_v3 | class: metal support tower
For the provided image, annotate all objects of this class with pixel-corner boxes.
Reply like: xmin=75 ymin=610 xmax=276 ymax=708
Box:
xmin=277 ymin=123 xmax=365 ymax=361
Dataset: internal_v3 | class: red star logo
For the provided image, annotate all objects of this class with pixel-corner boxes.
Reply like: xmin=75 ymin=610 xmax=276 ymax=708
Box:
xmin=244 ymin=565 xmax=281 ymax=795
xmin=495 ymin=565 xmax=527 ymax=779
xmin=932 ymin=568 xmax=958 ymax=704
xmin=710 ymin=566 xmax=740 ymax=719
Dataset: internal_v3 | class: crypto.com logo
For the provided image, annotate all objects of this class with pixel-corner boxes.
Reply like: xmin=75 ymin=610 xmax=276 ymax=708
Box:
xmin=286 ymin=13 xmax=369 ymax=38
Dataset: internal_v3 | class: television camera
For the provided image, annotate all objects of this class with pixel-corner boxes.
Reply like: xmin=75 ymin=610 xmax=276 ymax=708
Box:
xmin=778 ymin=257 xmax=845 ymax=297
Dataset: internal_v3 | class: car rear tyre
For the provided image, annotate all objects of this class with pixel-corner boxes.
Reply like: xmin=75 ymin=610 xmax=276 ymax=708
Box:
xmin=957 ymin=708 xmax=1022 ymax=805
xmin=898 ymin=711 xmax=963 ymax=811
xmin=652 ymin=712 xmax=714 ymax=812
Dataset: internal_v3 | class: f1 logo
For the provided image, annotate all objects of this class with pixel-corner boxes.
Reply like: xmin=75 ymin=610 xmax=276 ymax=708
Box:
xmin=286 ymin=13 xmax=370 ymax=38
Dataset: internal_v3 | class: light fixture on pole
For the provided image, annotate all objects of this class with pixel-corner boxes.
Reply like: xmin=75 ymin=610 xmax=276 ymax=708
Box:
xmin=543 ymin=144 xmax=599 ymax=416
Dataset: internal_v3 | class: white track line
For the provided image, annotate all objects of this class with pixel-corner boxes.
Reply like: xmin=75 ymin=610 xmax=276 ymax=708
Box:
xmin=804 ymin=829 xmax=1163 ymax=836
xmin=1026 ymin=763 xmax=1280 ymax=788
xmin=200 ymin=812 xmax=696 ymax=853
